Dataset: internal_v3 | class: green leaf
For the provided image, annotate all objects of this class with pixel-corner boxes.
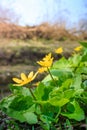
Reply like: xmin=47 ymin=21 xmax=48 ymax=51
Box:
xmin=40 ymin=114 xmax=55 ymax=123
xmin=49 ymin=81 xmax=75 ymax=99
xmin=49 ymin=96 xmax=69 ymax=107
xmin=9 ymin=84 xmax=31 ymax=96
xmin=61 ymin=100 xmax=85 ymax=121
xmin=35 ymin=82 xmax=52 ymax=101
xmin=81 ymin=53 xmax=87 ymax=62
xmin=0 ymin=95 xmax=15 ymax=111
xmin=68 ymin=54 xmax=82 ymax=68
xmin=0 ymin=93 xmax=36 ymax=123
xmin=72 ymin=74 xmax=82 ymax=90
xmin=79 ymin=41 xmax=87 ymax=48
xmin=52 ymin=57 xmax=71 ymax=70
xmin=58 ymin=78 xmax=73 ymax=91
xmin=8 ymin=104 xmax=37 ymax=123
xmin=42 ymin=74 xmax=58 ymax=85
xmin=7 ymin=109 xmax=26 ymax=122
xmin=51 ymin=69 xmax=72 ymax=77
xmin=42 ymin=75 xmax=52 ymax=83
xmin=9 ymin=95 xmax=33 ymax=111
xmin=40 ymin=114 xmax=55 ymax=130
xmin=0 ymin=95 xmax=26 ymax=122
xmin=23 ymin=112 xmax=38 ymax=124
xmin=70 ymin=75 xmax=84 ymax=96
xmin=50 ymin=69 xmax=73 ymax=84
xmin=81 ymin=92 xmax=87 ymax=104
xmin=65 ymin=119 xmax=73 ymax=130
xmin=49 ymin=80 xmax=75 ymax=106
xmin=64 ymin=89 xmax=75 ymax=99
xmin=77 ymin=66 xmax=87 ymax=74
xmin=83 ymin=80 xmax=87 ymax=90
xmin=34 ymin=83 xmax=45 ymax=100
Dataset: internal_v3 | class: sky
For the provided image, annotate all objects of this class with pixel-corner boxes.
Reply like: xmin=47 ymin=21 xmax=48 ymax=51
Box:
xmin=0 ymin=0 xmax=87 ymax=27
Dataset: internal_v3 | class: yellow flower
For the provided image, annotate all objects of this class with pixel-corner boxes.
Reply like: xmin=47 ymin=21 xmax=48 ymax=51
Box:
xmin=38 ymin=67 xmax=47 ymax=73
xmin=37 ymin=53 xmax=53 ymax=68
xmin=12 ymin=71 xmax=38 ymax=86
xmin=74 ymin=46 xmax=82 ymax=52
xmin=55 ymin=47 xmax=63 ymax=54
xmin=33 ymin=81 xmax=40 ymax=87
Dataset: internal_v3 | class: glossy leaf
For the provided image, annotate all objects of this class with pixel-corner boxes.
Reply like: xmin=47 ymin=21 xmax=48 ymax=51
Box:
xmin=61 ymin=100 xmax=85 ymax=121
xmin=23 ymin=112 xmax=38 ymax=124
xmin=79 ymin=41 xmax=87 ymax=48
xmin=49 ymin=96 xmax=69 ymax=107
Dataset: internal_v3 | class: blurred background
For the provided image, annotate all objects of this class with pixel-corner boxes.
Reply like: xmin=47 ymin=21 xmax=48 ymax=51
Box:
xmin=0 ymin=0 xmax=87 ymax=98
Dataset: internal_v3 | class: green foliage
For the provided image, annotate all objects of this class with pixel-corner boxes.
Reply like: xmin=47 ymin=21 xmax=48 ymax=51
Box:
xmin=79 ymin=41 xmax=87 ymax=48
xmin=0 ymin=42 xmax=87 ymax=129
xmin=61 ymin=100 xmax=85 ymax=121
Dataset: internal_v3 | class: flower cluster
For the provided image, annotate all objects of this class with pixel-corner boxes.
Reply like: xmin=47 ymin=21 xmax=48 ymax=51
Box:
xmin=12 ymin=46 xmax=82 ymax=86
xmin=37 ymin=53 xmax=53 ymax=68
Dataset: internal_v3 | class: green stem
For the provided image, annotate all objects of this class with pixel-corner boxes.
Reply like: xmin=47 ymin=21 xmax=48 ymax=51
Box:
xmin=47 ymin=67 xmax=57 ymax=86
xmin=28 ymin=87 xmax=36 ymax=100
xmin=55 ymin=107 xmax=61 ymax=120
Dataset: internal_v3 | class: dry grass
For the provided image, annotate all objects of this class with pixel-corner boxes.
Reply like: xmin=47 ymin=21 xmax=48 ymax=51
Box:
xmin=0 ymin=22 xmax=86 ymax=41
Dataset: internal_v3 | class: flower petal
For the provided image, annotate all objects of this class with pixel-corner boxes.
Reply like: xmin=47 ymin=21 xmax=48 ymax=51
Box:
xmin=38 ymin=67 xmax=47 ymax=73
xmin=21 ymin=73 xmax=27 ymax=80
xmin=43 ymin=53 xmax=51 ymax=61
xmin=32 ymin=71 xmax=38 ymax=80
xmin=12 ymin=78 xmax=22 ymax=83
xmin=28 ymin=71 xmax=33 ymax=78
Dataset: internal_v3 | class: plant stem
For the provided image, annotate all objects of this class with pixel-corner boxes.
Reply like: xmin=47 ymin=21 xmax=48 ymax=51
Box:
xmin=55 ymin=107 xmax=61 ymax=120
xmin=28 ymin=87 xmax=36 ymax=100
xmin=47 ymin=67 xmax=57 ymax=86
